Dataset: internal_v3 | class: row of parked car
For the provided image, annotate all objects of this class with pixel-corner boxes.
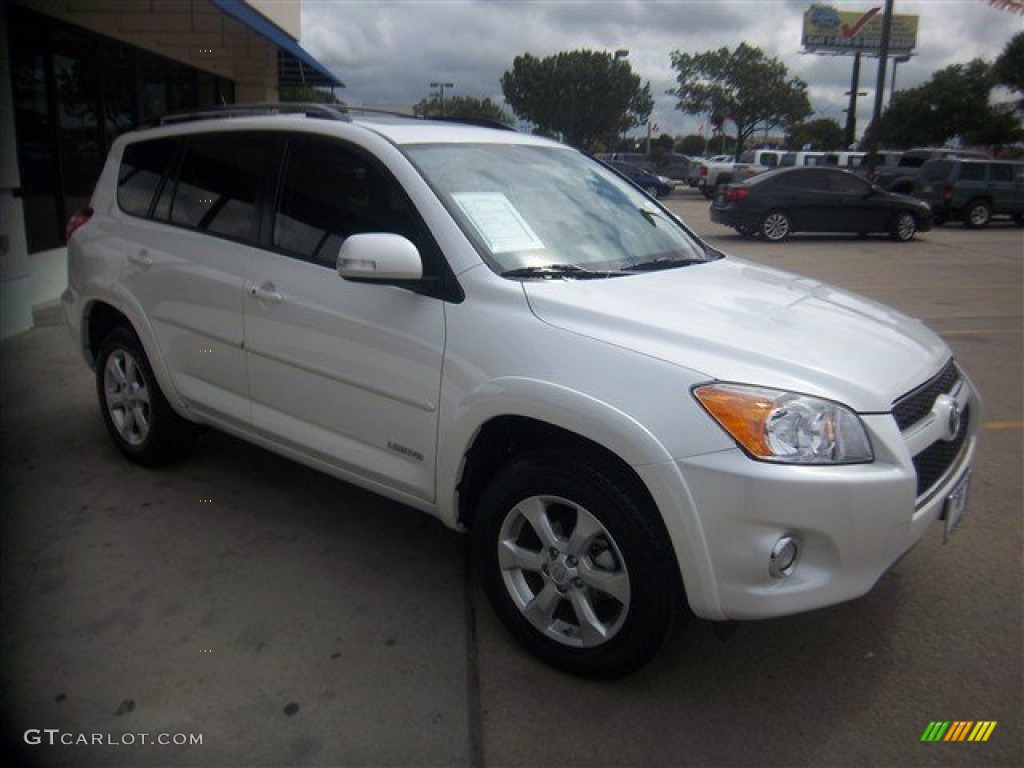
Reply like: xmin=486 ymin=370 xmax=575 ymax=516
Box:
xmin=610 ymin=147 xmax=1022 ymax=240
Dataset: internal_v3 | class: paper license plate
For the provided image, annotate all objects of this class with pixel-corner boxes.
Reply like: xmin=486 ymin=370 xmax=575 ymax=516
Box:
xmin=943 ymin=471 xmax=970 ymax=543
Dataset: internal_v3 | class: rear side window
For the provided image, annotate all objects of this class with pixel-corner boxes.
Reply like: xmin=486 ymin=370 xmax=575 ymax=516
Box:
xmin=989 ymin=164 xmax=1014 ymax=183
xmin=958 ymin=163 xmax=986 ymax=182
xmin=780 ymin=170 xmax=830 ymax=191
xmin=118 ymin=139 xmax=176 ymax=217
xmin=919 ymin=161 xmax=950 ymax=182
xmin=155 ymin=134 xmax=277 ymax=243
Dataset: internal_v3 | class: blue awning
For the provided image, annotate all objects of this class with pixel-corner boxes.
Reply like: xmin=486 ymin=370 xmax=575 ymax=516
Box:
xmin=210 ymin=0 xmax=344 ymax=88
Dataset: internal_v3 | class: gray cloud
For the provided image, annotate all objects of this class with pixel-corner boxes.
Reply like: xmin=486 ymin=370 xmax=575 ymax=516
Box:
xmin=302 ymin=0 xmax=1023 ymax=141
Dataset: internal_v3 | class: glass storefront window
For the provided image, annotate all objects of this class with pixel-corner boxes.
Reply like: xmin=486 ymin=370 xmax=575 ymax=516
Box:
xmin=8 ymin=6 xmax=235 ymax=252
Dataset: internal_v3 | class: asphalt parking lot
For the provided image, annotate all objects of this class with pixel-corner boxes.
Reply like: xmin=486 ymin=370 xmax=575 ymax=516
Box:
xmin=2 ymin=185 xmax=1021 ymax=767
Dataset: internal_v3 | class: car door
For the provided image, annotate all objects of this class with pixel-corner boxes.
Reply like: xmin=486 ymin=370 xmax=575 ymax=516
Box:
xmin=987 ymin=163 xmax=1016 ymax=216
xmin=827 ymin=170 xmax=892 ymax=232
xmin=116 ymin=133 xmax=277 ymax=427
xmin=1014 ymin=164 xmax=1024 ymax=217
xmin=780 ymin=169 xmax=836 ymax=231
xmin=244 ymin=136 xmax=446 ymax=503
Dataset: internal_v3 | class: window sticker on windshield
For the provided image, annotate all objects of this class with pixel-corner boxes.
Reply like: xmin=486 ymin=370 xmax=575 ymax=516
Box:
xmin=452 ymin=192 xmax=545 ymax=254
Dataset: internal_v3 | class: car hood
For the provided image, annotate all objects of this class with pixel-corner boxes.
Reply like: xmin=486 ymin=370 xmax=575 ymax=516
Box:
xmin=522 ymin=257 xmax=949 ymax=412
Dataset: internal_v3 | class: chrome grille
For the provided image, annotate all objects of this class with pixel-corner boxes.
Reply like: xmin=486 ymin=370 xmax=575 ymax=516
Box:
xmin=892 ymin=359 xmax=959 ymax=431
xmin=912 ymin=405 xmax=970 ymax=497
xmin=892 ymin=359 xmax=968 ymax=499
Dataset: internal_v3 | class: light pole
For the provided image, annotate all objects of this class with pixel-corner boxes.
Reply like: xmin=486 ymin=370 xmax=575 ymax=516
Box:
xmin=889 ymin=55 xmax=911 ymax=105
xmin=613 ymin=50 xmax=629 ymax=150
xmin=430 ymin=81 xmax=454 ymax=116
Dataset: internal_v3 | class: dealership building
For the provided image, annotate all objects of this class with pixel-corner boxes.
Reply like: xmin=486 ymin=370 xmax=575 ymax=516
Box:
xmin=1 ymin=0 xmax=341 ymax=338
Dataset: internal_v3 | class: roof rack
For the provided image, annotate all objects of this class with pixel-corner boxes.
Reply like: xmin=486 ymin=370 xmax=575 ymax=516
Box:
xmin=150 ymin=102 xmax=351 ymax=127
xmin=144 ymin=103 xmax=518 ymax=133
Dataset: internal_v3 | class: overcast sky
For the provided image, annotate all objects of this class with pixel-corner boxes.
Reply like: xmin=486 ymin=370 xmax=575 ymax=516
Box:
xmin=300 ymin=0 xmax=1023 ymax=143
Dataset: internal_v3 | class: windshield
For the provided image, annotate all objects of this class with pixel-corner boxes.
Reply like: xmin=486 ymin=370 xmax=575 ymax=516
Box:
xmin=405 ymin=143 xmax=710 ymax=276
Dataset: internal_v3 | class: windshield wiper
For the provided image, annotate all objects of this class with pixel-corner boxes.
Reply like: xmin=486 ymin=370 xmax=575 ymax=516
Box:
xmin=501 ymin=263 xmax=625 ymax=279
xmin=622 ymin=257 xmax=707 ymax=272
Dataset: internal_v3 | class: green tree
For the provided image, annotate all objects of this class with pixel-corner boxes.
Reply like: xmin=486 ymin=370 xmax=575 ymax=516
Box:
xmin=677 ymin=134 xmax=706 ymax=156
xmin=870 ymin=58 xmax=1022 ymax=147
xmin=501 ymin=50 xmax=653 ymax=150
xmin=669 ymin=43 xmax=811 ymax=160
xmin=993 ymin=31 xmax=1024 ymax=111
xmin=412 ymin=94 xmax=514 ymax=125
xmin=787 ymin=118 xmax=844 ymax=151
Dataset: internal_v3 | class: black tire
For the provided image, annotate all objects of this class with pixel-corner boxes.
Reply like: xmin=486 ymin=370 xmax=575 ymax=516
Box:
xmin=472 ymin=449 xmax=684 ymax=678
xmin=890 ymin=212 xmax=917 ymax=242
xmin=95 ymin=327 xmax=196 ymax=466
xmin=644 ymin=185 xmax=660 ymax=198
xmin=964 ymin=199 xmax=991 ymax=229
xmin=760 ymin=210 xmax=792 ymax=242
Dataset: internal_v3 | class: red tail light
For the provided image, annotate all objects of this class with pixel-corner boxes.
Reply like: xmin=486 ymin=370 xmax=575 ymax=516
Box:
xmin=725 ymin=187 xmax=749 ymax=202
xmin=943 ymin=184 xmax=953 ymax=203
xmin=700 ymin=165 xmax=708 ymax=177
xmin=65 ymin=207 xmax=93 ymax=243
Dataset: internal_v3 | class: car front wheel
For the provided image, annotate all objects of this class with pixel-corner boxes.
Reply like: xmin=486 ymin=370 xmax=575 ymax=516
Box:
xmin=473 ymin=449 xmax=683 ymax=678
xmin=760 ymin=210 xmax=792 ymax=242
xmin=96 ymin=327 xmax=196 ymax=466
xmin=890 ymin=212 xmax=918 ymax=242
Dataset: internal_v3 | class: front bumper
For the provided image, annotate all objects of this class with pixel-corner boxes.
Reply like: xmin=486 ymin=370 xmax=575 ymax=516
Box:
xmin=649 ymin=373 xmax=980 ymax=621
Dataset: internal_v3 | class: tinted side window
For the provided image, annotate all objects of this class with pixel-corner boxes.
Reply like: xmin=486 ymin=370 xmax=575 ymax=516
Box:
xmin=781 ymin=170 xmax=830 ymax=191
xmin=157 ymin=134 xmax=275 ymax=243
xmin=919 ymin=161 xmax=950 ymax=182
xmin=989 ymin=164 xmax=1014 ymax=183
xmin=118 ymin=139 xmax=177 ymax=217
xmin=958 ymin=163 xmax=986 ymax=182
xmin=829 ymin=172 xmax=869 ymax=195
xmin=274 ymin=138 xmax=429 ymax=270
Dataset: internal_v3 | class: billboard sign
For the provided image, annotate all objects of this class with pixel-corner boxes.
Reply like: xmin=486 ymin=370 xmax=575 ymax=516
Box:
xmin=802 ymin=5 xmax=918 ymax=55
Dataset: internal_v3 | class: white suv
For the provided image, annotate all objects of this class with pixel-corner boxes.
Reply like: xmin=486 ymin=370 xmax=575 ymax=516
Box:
xmin=63 ymin=105 xmax=979 ymax=677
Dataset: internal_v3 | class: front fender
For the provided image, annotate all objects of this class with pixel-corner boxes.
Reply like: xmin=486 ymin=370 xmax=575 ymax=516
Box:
xmin=436 ymin=376 xmax=674 ymax=526
xmin=435 ymin=376 xmax=725 ymax=619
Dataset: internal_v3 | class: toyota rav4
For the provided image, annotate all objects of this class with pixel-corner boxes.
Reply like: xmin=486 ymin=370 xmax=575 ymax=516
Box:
xmin=63 ymin=105 xmax=980 ymax=677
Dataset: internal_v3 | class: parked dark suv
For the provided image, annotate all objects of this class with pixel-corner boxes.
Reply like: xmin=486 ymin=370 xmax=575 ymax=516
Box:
xmin=873 ymin=147 xmax=990 ymax=195
xmin=913 ymin=158 xmax=1024 ymax=228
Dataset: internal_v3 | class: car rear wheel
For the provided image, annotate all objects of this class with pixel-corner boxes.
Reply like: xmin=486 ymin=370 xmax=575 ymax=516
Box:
xmin=473 ymin=449 xmax=683 ymax=678
xmin=890 ymin=212 xmax=918 ymax=242
xmin=760 ymin=210 xmax=792 ymax=242
xmin=96 ymin=327 xmax=196 ymax=466
xmin=964 ymin=199 xmax=991 ymax=229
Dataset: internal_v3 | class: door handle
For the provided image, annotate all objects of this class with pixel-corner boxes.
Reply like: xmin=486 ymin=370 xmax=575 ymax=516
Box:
xmin=128 ymin=249 xmax=152 ymax=268
xmin=251 ymin=282 xmax=283 ymax=305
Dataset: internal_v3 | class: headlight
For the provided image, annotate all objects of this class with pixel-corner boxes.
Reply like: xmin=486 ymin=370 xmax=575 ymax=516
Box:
xmin=693 ymin=383 xmax=873 ymax=464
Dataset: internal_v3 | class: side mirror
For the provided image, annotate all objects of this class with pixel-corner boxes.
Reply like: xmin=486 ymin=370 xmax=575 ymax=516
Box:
xmin=337 ymin=233 xmax=423 ymax=282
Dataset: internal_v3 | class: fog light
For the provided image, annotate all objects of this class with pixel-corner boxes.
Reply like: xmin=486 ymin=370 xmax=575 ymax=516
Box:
xmin=769 ymin=536 xmax=800 ymax=579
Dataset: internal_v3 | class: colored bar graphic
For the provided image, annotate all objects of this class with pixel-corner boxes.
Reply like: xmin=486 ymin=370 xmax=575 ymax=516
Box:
xmin=968 ymin=722 xmax=997 ymax=742
xmin=921 ymin=721 xmax=996 ymax=742
xmin=945 ymin=721 xmax=972 ymax=741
